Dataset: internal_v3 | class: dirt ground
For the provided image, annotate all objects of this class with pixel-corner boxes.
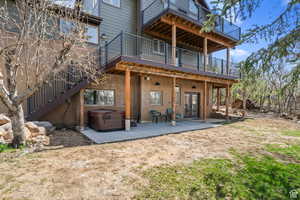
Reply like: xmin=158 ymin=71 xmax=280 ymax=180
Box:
xmin=0 ymin=118 xmax=299 ymax=200
xmin=49 ymin=129 xmax=94 ymax=147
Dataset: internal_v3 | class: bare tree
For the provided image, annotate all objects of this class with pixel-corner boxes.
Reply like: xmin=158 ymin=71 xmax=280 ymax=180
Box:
xmin=0 ymin=0 xmax=100 ymax=147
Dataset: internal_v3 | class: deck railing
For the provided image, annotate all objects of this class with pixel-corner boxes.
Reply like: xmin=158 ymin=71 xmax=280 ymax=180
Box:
xmin=142 ymin=0 xmax=241 ymax=41
xmin=102 ymin=32 xmax=241 ymax=78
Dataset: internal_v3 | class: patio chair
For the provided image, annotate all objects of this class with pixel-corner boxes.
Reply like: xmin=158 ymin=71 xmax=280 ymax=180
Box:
xmin=149 ymin=110 xmax=161 ymax=123
xmin=166 ymin=108 xmax=182 ymax=121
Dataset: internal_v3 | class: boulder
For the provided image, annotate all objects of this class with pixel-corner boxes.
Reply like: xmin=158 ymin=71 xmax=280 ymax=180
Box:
xmin=24 ymin=127 xmax=32 ymax=140
xmin=0 ymin=121 xmax=51 ymax=147
xmin=0 ymin=123 xmax=12 ymax=132
xmin=2 ymin=130 xmax=13 ymax=141
xmin=0 ymin=114 xmax=10 ymax=126
xmin=32 ymin=121 xmax=55 ymax=134
xmin=30 ymin=127 xmax=46 ymax=138
xmin=0 ymin=136 xmax=5 ymax=144
xmin=25 ymin=122 xmax=40 ymax=133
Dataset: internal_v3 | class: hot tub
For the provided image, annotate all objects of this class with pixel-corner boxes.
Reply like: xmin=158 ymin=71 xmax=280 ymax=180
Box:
xmin=88 ymin=109 xmax=125 ymax=131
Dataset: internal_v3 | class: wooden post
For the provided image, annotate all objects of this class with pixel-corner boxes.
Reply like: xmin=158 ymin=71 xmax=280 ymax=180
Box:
xmin=226 ymin=84 xmax=230 ymax=120
xmin=172 ymin=23 xmax=177 ymax=65
xmin=125 ymin=68 xmax=131 ymax=131
xmin=226 ymin=47 xmax=231 ymax=75
xmin=217 ymin=88 xmax=221 ymax=111
xmin=203 ymin=81 xmax=207 ymax=121
xmin=79 ymin=89 xmax=84 ymax=130
xmin=203 ymin=38 xmax=208 ymax=71
xmin=171 ymin=77 xmax=176 ymax=126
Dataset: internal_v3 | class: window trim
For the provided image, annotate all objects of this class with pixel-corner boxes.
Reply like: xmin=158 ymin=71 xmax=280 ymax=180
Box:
xmin=153 ymin=39 xmax=165 ymax=55
xmin=84 ymin=89 xmax=116 ymax=106
xmin=102 ymin=0 xmax=121 ymax=8
xmin=149 ymin=91 xmax=163 ymax=106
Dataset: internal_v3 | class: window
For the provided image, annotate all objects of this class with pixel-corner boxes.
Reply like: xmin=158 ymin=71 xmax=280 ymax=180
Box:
xmin=60 ymin=19 xmax=99 ymax=44
xmin=103 ymin=0 xmax=120 ymax=7
xmin=84 ymin=89 xmax=115 ymax=106
xmin=176 ymin=86 xmax=181 ymax=104
xmin=150 ymin=91 xmax=163 ymax=106
xmin=153 ymin=39 xmax=165 ymax=55
xmin=52 ymin=0 xmax=76 ymax=8
xmin=85 ymin=25 xmax=99 ymax=44
xmin=83 ymin=0 xmax=99 ymax=16
xmin=60 ymin=19 xmax=76 ymax=34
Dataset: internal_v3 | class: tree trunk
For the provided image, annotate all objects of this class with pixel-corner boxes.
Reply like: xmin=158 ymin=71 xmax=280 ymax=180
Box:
xmin=267 ymin=95 xmax=271 ymax=112
xmin=10 ymin=104 xmax=26 ymax=148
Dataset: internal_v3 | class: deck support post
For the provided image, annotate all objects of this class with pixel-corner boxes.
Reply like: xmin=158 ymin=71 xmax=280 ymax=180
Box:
xmin=203 ymin=38 xmax=208 ymax=71
xmin=125 ymin=68 xmax=131 ymax=131
xmin=226 ymin=47 xmax=231 ymax=75
xmin=226 ymin=84 xmax=230 ymax=120
xmin=203 ymin=81 xmax=207 ymax=121
xmin=79 ymin=89 xmax=84 ymax=131
xmin=172 ymin=23 xmax=177 ymax=65
xmin=217 ymin=88 xmax=221 ymax=111
xmin=171 ymin=77 xmax=176 ymax=126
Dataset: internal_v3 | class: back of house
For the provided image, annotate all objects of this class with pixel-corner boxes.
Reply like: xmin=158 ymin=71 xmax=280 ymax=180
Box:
xmin=0 ymin=0 xmax=241 ymax=130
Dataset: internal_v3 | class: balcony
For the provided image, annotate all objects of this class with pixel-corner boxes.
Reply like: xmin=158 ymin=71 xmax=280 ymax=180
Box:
xmin=142 ymin=0 xmax=241 ymax=46
xmin=101 ymin=32 xmax=241 ymax=79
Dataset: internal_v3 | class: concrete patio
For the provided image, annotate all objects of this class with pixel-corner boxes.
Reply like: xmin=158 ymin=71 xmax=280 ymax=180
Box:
xmin=81 ymin=119 xmax=224 ymax=144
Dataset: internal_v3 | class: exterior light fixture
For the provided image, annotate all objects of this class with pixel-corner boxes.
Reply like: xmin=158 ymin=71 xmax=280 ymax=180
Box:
xmin=144 ymin=76 xmax=150 ymax=81
xmin=100 ymin=33 xmax=108 ymax=41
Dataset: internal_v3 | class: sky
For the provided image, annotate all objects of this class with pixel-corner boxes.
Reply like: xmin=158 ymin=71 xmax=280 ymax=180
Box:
xmin=208 ymin=0 xmax=291 ymax=63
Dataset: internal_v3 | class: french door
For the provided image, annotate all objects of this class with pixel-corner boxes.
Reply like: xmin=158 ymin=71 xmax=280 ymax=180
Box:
xmin=184 ymin=92 xmax=200 ymax=118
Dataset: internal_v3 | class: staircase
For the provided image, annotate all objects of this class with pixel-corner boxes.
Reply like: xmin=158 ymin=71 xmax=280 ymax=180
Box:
xmin=26 ymin=66 xmax=89 ymax=121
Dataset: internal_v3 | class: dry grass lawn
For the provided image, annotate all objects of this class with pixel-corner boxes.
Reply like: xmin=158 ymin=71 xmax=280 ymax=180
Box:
xmin=0 ymin=118 xmax=299 ymax=200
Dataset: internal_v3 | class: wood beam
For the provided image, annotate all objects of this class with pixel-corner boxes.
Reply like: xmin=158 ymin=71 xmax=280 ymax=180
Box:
xmin=116 ymin=63 xmax=237 ymax=85
xmin=125 ymin=68 xmax=131 ymax=131
xmin=226 ymin=84 xmax=230 ymax=120
xmin=161 ymin=16 xmax=234 ymax=48
xmin=79 ymin=89 xmax=84 ymax=130
xmin=172 ymin=23 xmax=177 ymax=65
xmin=203 ymin=81 xmax=207 ymax=121
xmin=203 ymin=37 xmax=208 ymax=71
xmin=217 ymin=88 xmax=221 ymax=111
xmin=171 ymin=77 xmax=176 ymax=126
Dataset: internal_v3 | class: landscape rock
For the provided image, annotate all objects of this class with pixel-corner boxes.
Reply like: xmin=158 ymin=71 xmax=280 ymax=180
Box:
xmin=32 ymin=121 xmax=55 ymax=134
xmin=0 ymin=122 xmax=12 ymax=132
xmin=0 ymin=114 xmax=10 ymax=126
xmin=24 ymin=127 xmax=32 ymax=140
xmin=25 ymin=122 xmax=40 ymax=133
xmin=2 ymin=130 xmax=13 ymax=141
xmin=0 ymin=136 xmax=5 ymax=144
xmin=0 ymin=119 xmax=52 ymax=147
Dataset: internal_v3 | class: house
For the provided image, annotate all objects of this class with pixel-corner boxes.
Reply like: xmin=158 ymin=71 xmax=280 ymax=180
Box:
xmin=3 ymin=0 xmax=241 ymax=131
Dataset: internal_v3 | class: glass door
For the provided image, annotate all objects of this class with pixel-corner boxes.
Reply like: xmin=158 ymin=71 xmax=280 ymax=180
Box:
xmin=184 ymin=92 xmax=200 ymax=118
